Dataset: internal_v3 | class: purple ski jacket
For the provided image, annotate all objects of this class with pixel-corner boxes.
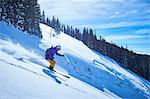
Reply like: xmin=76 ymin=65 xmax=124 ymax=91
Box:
xmin=45 ymin=47 xmax=63 ymax=60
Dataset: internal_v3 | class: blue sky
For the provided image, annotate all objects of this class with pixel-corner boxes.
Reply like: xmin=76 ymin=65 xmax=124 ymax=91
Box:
xmin=38 ymin=0 xmax=150 ymax=55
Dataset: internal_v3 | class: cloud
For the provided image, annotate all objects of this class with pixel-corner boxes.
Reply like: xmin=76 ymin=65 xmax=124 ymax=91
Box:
xmin=39 ymin=0 xmax=110 ymax=22
xmin=38 ymin=0 xmax=150 ymax=31
xmin=135 ymin=29 xmax=150 ymax=35
xmin=37 ymin=0 xmax=119 ymax=21
xmin=38 ymin=0 xmax=150 ymax=24
xmin=105 ymin=35 xmax=150 ymax=42
xmin=77 ymin=21 xmax=150 ymax=29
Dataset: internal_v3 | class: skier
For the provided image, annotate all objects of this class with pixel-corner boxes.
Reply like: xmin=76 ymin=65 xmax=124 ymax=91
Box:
xmin=45 ymin=45 xmax=64 ymax=70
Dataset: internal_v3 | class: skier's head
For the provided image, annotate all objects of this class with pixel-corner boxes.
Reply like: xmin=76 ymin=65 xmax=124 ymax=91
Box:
xmin=56 ymin=45 xmax=61 ymax=50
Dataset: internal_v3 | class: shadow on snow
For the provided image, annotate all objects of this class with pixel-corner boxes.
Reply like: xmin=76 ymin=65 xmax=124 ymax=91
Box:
xmin=43 ymin=69 xmax=61 ymax=84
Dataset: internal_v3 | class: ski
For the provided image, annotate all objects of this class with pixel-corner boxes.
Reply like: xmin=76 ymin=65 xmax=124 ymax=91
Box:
xmin=45 ymin=66 xmax=70 ymax=79
xmin=53 ymin=69 xmax=70 ymax=79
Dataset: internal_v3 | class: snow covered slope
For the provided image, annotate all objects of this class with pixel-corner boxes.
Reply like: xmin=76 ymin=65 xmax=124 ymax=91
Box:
xmin=0 ymin=22 xmax=117 ymax=99
xmin=0 ymin=22 xmax=150 ymax=99
xmin=39 ymin=23 xmax=150 ymax=99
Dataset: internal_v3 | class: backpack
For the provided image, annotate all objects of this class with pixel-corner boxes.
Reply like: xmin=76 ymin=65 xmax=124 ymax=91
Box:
xmin=45 ymin=46 xmax=53 ymax=57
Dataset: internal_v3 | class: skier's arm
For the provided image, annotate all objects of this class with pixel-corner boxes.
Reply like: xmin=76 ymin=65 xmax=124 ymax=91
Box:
xmin=56 ymin=51 xmax=64 ymax=56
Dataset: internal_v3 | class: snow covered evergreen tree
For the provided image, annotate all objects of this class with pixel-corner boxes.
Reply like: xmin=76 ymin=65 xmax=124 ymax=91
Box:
xmin=0 ymin=2 xmax=3 ymax=21
xmin=15 ymin=0 xmax=25 ymax=30
xmin=82 ymin=27 xmax=88 ymax=45
xmin=0 ymin=0 xmax=42 ymax=38
xmin=40 ymin=10 xmax=45 ymax=24
xmin=0 ymin=0 xmax=8 ymax=23
xmin=88 ymin=29 xmax=94 ymax=49
xmin=24 ymin=0 xmax=42 ymax=37
xmin=46 ymin=17 xmax=51 ymax=26
xmin=51 ymin=16 xmax=56 ymax=29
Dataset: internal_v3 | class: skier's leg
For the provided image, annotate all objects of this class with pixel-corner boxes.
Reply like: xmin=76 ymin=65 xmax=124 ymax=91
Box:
xmin=48 ymin=59 xmax=56 ymax=70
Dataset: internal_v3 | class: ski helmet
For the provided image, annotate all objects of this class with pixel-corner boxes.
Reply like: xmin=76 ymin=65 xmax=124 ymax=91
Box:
xmin=56 ymin=45 xmax=61 ymax=50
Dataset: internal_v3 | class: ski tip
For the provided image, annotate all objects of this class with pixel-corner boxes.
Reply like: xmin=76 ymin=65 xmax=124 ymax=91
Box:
xmin=65 ymin=76 xmax=70 ymax=78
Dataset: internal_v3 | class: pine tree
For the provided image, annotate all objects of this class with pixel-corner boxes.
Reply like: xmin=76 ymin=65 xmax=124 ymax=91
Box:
xmin=93 ymin=33 xmax=97 ymax=50
xmin=40 ymin=10 xmax=45 ymax=23
xmin=46 ymin=17 xmax=50 ymax=26
xmin=24 ymin=0 xmax=42 ymax=37
xmin=0 ymin=1 xmax=3 ymax=21
xmin=70 ymin=26 xmax=75 ymax=37
xmin=66 ymin=25 xmax=70 ymax=35
xmin=15 ymin=0 xmax=26 ymax=30
xmin=82 ymin=27 xmax=88 ymax=45
xmin=1 ymin=0 xmax=8 ymax=23
xmin=56 ymin=18 xmax=60 ymax=32
xmin=60 ymin=24 xmax=65 ymax=32
xmin=6 ymin=0 xmax=14 ymax=24
xmin=88 ymin=29 xmax=94 ymax=49
xmin=51 ymin=16 xmax=56 ymax=29
xmin=63 ymin=25 xmax=66 ymax=33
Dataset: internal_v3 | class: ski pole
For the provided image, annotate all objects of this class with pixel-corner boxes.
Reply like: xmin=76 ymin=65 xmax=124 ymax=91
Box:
xmin=30 ymin=57 xmax=45 ymax=59
xmin=64 ymin=54 xmax=71 ymax=65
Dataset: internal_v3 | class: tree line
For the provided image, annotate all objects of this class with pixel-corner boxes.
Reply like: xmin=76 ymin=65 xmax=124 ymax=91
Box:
xmin=41 ymin=11 xmax=150 ymax=81
xmin=0 ymin=0 xmax=42 ymax=38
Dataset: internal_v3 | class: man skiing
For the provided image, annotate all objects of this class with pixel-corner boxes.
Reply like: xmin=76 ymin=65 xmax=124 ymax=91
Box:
xmin=45 ymin=45 xmax=64 ymax=70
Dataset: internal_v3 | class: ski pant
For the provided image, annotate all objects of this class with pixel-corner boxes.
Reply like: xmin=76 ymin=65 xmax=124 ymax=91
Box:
xmin=47 ymin=59 xmax=56 ymax=69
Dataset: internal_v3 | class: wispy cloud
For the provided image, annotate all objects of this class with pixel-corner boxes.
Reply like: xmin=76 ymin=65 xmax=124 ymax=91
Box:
xmin=135 ymin=29 xmax=150 ymax=35
xmin=105 ymin=35 xmax=150 ymax=42
xmin=38 ymin=0 xmax=150 ymax=25
xmin=77 ymin=21 xmax=150 ymax=29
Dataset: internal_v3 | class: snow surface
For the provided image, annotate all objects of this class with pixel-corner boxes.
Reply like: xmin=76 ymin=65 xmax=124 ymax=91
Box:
xmin=0 ymin=22 xmax=150 ymax=99
xmin=0 ymin=22 xmax=116 ymax=99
